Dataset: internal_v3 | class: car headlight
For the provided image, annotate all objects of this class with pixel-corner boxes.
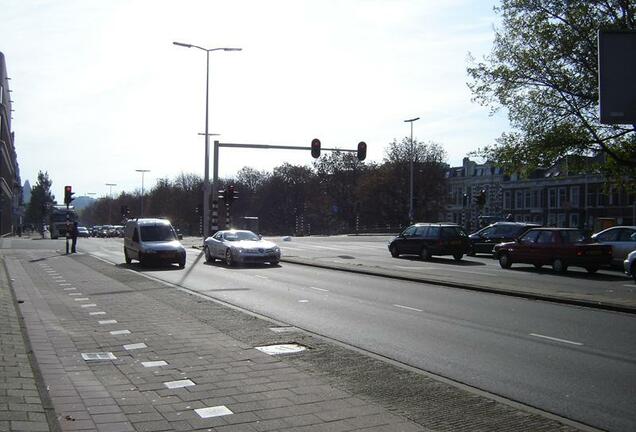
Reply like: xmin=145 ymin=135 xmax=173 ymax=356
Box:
xmin=237 ymin=248 xmax=244 ymax=254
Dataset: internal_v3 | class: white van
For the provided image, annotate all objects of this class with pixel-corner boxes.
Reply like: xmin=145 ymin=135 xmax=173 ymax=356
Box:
xmin=123 ymin=218 xmax=186 ymax=268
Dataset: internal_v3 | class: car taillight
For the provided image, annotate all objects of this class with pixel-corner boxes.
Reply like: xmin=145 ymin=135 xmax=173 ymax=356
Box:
xmin=576 ymin=250 xmax=584 ymax=256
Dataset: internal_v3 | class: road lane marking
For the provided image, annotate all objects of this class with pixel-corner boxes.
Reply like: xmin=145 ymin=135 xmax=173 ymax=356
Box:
xmin=393 ymin=304 xmax=423 ymax=312
xmin=298 ymin=299 xmax=309 ymax=303
xmin=529 ymin=333 xmax=583 ymax=346
xmin=624 ymin=284 xmax=634 ymax=288
xmin=254 ymin=275 xmax=268 ymax=280
xmin=309 ymin=286 xmax=329 ymax=292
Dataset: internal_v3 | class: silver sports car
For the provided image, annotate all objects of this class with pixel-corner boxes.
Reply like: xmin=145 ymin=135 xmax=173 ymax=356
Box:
xmin=203 ymin=230 xmax=281 ymax=266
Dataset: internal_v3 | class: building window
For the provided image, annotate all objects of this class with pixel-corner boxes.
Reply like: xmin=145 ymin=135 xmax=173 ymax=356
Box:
xmin=515 ymin=190 xmax=524 ymax=209
xmin=558 ymin=187 xmax=567 ymax=208
xmin=503 ymin=191 xmax=511 ymax=210
xmin=587 ymin=188 xmax=597 ymax=207
xmin=548 ymin=188 xmax=557 ymax=209
xmin=557 ymin=213 xmax=566 ymax=227
xmin=547 ymin=213 xmax=557 ymax=226
xmin=570 ymin=213 xmax=580 ymax=228
xmin=570 ymin=186 xmax=580 ymax=208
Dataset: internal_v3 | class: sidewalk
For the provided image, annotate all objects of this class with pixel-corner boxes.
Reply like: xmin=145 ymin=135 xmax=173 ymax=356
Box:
xmin=0 ymin=245 xmax=592 ymax=432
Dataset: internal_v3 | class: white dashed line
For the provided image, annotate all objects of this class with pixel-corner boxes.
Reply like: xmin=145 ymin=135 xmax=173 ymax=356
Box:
xmin=393 ymin=304 xmax=423 ymax=312
xmin=298 ymin=299 xmax=309 ymax=303
xmin=529 ymin=333 xmax=583 ymax=346
xmin=309 ymin=286 xmax=329 ymax=292
xmin=254 ymin=275 xmax=268 ymax=280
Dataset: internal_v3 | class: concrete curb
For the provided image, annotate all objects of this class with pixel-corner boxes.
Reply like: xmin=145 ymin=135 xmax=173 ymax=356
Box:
xmin=280 ymin=256 xmax=636 ymax=315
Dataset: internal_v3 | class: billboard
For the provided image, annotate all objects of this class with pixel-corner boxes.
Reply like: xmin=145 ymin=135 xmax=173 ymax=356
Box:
xmin=598 ymin=30 xmax=636 ymax=124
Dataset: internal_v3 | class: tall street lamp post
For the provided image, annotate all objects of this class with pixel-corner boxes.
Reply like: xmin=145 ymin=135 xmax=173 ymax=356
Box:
xmin=105 ymin=183 xmax=117 ymax=224
xmin=404 ymin=117 xmax=420 ymax=224
xmin=136 ymin=169 xmax=150 ymax=217
xmin=173 ymin=41 xmax=242 ymax=238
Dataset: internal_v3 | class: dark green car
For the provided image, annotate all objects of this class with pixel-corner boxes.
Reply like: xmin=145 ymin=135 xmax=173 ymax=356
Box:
xmin=388 ymin=223 xmax=470 ymax=261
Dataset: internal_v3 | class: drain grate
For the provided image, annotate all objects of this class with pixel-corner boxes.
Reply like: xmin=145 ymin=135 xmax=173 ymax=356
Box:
xmin=255 ymin=343 xmax=307 ymax=355
xmin=81 ymin=352 xmax=116 ymax=361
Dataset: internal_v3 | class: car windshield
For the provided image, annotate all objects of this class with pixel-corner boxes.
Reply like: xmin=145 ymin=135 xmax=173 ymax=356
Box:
xmin=139 ymin=225 xmax=176 ymax=242
xmin=224 ymin=231 xmax=260 ymax=242
xmin=560 ymin=230 xmax=588 ymax=244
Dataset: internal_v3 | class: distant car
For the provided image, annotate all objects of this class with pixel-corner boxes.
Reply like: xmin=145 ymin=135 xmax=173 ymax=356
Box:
xmin=123 ymin=218 xmax=186 ymax=268
xmin=624 ymin=250 xmax=636 ymax=283
xmin=203 ymin=230 xmax=280 ymax=266
xmin=591 ymin=226 xmax=636 ymax=267
xmin=77 ymin=226 xmax=90 ymax=237
xmin=388 ymin=223 xmax=469 ymax=261
xmin=468 ymin=222 xmax=540 ymax=255
xmin=493 ymin=228 xmax=612 ymax=273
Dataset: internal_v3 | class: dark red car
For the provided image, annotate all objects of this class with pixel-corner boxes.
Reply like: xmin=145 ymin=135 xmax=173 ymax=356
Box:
xmin=493 ymin=228 xmax=612 ymax=273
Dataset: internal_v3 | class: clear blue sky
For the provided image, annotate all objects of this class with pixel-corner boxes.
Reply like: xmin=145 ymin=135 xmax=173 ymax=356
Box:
xmin=1 ymin=0 xmax=508 ymax=198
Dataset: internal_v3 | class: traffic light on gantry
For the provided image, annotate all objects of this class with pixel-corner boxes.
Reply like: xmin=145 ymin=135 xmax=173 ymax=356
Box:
xmin=227 ymin=185 xmax=237 ymax=204
xmin=311 ymin=138 xmax=321 ymax=158
xmin=64 ymin=186 xmax=74 ymax=205
xmin=357 ymin=141 xmax=367 ymax=161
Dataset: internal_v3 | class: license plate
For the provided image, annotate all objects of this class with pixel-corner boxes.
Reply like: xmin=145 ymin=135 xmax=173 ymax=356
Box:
xmin=161 ymin=252 xmax=176 ymax=258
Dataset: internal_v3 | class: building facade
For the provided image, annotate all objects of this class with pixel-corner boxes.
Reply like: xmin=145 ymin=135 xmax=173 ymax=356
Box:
xmin=446 ymin=157 xmax=635 ymax=233
xmin=0 ymin=52 xmax=22 ymax=235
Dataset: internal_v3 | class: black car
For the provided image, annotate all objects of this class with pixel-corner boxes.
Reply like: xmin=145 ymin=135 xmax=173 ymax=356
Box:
xmin=468 ymin=222 xmax=540 ymax=255
xmin=388 ymin=223 xmax=469 ymax=260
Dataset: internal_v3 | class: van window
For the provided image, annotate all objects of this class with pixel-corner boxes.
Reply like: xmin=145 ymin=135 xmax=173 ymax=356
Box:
xmin=140 ymin=224 xmax=177 ymax=242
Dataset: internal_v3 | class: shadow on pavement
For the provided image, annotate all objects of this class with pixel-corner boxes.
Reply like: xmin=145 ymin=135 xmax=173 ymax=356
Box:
xmin=396 ymin=256 xmax=488 ymax=266
xmin=509 ymin=266 xmax=630 ymax=282
xmin=203 ymin=260 xmax=281 ymax=270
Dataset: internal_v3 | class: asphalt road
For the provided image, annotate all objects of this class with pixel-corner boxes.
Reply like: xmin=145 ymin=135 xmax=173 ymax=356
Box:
xmin=45 ymin=237 xmax=636 ymax=431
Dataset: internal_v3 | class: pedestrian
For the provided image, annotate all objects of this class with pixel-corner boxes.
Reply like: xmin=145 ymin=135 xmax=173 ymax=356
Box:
xmin=71 ymin=221 xmax=79 ymax=253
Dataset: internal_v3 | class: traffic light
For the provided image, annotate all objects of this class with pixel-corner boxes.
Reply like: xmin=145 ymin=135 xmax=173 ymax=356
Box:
xmin=357 ymin=141 xmax=367 ymax=161
xmin=477 ymin=190 xmax=486 ymax=208
xmin=226 ymin=185 xmax=237 ymax=204
xmin=311 ymin=138 xmax=321 ymax=158
xmin=64 ymin=186 xmax=74 ymax=205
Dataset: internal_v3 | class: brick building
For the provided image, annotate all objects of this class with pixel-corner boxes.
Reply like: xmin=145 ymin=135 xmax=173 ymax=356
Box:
xmin=0 ymin=51 xmax=22 ymax=235
xmin=446 ymin=156 xmax=635 ymax=233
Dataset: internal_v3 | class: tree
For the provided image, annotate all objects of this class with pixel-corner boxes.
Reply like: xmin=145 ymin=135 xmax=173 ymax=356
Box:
xmin=467 ymin=0 xmax=636 ymax=178
xmin=25 ymin=171 xmax=55 ymax=228
xmin=384 ymin=138 xmax=448 ymax=223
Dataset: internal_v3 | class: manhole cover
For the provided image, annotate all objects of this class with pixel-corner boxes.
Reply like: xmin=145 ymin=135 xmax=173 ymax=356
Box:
xmin=255 ymin=344 xmax=307 ymax=355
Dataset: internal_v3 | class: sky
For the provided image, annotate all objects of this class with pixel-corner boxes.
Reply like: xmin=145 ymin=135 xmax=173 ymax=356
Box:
xmin=1 ymin=0 xmax=509 ymax=199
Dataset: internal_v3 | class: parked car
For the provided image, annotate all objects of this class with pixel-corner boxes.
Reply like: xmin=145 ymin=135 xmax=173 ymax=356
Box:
xmin=624 ymin=250 xmax=636 ymax=283
xmin=77 ymin=226 xmax=90 ymax=237
xmin=388 ymin=223 xmax=469 ymax=260
xmin=591 ymin=226 xmax=636 ymax=267
xmin=123 ymin=218 xmax=186 ymax=268
xmin=203 ymin=230 xmax=280 ymax=266
xmin=493 ymin=228 xmax=612 ymax=273
xmin=468 ymin=222 xmax=540 ymax=255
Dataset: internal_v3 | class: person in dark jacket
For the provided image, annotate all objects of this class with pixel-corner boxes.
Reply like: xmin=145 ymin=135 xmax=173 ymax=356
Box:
xmin=70 ymin=222 xmax=79 ymax=253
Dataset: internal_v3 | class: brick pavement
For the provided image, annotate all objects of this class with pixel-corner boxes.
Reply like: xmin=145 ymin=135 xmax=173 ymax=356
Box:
xmin=0 ymin=244 xmax=594 ymax=432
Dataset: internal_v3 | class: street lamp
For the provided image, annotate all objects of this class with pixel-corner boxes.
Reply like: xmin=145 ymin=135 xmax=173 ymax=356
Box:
xmin=404 ymin=117 xmax=420 ymax=224
xmin=173 ymin=41 xmax=242 ymax=238
xmin=105 ymin=183 xmax=117 ymax=224
xmin=135 ymin=169 xmax=150 ymax=217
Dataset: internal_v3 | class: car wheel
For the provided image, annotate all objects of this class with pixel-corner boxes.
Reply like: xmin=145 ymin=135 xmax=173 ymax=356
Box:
xmin=124 ymin=248 xmax=131 ymax=264
xmin=204 ymin=246 xmax=213 ymax=263
xmin=585 ymin=266 xmax=599 ymax=274
xmin=467 ymin=246 xmax=475 ymax=257
xmin=498 ymin=253 xmax=512 ymax=269
xmin=178 ymin=257 xmax=185 ymax=268
xmin=139 ymin=253 xmax=146 ymax=267
xmin=533 ymin=263 xmax=542 ymax=269
xmin=453 ymin=252 xmax=463 ymax=261
xmin=390 ymin=245 xmax=399 ymax=258
xmin=225 ymin=249 xmax=234 ymax=267
xmin=552 ymin=259 xmax=567 ymax=273
xmin=420 ymin=247 xmax=430 ymax=261
xmin=270 ymin=260 xmax=279 ymax=266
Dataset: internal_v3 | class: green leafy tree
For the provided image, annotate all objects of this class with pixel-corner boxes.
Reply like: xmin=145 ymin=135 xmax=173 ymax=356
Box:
xmin=467 ymin=0 xmax=636 ymax=178
xmin=25 ymin=171 xmax=55 ymax=228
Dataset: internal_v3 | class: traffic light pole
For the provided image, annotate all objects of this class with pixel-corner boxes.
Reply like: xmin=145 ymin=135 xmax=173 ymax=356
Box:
xmin=210 ymin=140 xmax=362 ymax=235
